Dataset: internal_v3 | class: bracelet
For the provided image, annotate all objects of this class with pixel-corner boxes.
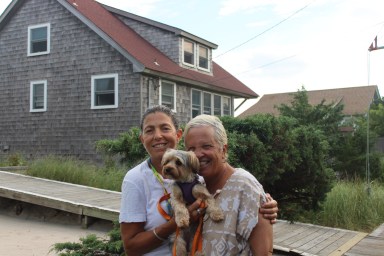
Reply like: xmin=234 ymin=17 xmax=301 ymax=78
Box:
xmin=153 ymin=228 xmax=167 ymax=242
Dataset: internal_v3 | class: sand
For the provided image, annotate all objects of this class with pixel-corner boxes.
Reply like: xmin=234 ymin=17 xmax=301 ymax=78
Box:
xmin=0 ymin=198 xmax=114 ymax=256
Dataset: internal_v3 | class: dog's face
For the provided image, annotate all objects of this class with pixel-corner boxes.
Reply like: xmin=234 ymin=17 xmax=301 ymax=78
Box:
xmin=161 ymin=148 xmax=200 ymax=182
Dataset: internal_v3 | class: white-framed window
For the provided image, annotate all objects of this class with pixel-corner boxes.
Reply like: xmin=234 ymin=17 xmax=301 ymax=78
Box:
xmin=91 ymin=74 xmax=118 ymax=109
xmin=182 ymin=38 xmax=211 ymax=71
xmin=192 ymin=90 xmax=201 ymax=117
xmin=213 ymin=94 xmax=221 ymax=116
xmin=198 ymin=45 xmax=209 ymax=70
xmin=191 ymin=89 xmax=232 ymax=117
xmin=30 ymin=80 xmax=47 ymax=112
xmin=160 ymin=80 xmax=176 ymax=111
xmin=28 ymin=23 xmax=50 ymax=56
xmin=183 ymin=39 xmax=195 ymax=66
xmin=223 ymin=96 xmax=231 ymax=115
xmin=203 ymin=92 xmax=211 ymax=114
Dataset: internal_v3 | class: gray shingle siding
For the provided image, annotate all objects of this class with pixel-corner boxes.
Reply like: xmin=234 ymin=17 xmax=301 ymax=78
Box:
xmin=115 ymin=14 xmax=180 ymax=64
xmin=0 ymin=0 xmax=142 ymax=162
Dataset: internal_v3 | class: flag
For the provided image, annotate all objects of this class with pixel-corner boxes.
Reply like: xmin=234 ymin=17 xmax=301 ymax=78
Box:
xmin=368 ymin=36 xmax=377 ymax=51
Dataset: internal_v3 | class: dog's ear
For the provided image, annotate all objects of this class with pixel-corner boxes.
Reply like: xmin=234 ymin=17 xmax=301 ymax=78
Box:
xmin=187 ymin=151 xmax=200 ymax=173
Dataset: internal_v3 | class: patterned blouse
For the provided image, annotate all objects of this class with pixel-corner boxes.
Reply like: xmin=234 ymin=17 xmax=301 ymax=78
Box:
xmin=202 ymin=168 xmax=266 ymax=255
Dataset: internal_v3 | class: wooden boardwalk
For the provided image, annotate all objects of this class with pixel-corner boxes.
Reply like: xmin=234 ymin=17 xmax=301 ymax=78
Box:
xmin=0 ymin=170 xmax=120 ymax=227
xmin=0 ymin=170 xmax=382 ymax=255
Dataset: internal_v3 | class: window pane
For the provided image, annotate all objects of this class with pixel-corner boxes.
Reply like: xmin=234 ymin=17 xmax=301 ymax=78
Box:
xmin=31 ymin=27 xmax=47 ymax=53
xmin=214 ymin=95 xmax=221 ymax=116
xmin=33 ymin=83 xmax=45 ymax=109
xmin=223 ymin=97 xmax=231 ymax=115
xmin=199 ymin=46 xmax=208 ymax=69
xmin=95 ymin=78 xmax=115 ymax=106
xmin=183 ymin=40 xmax=194 ymax=65
xmin=203 ymin=92 xmax=211 ymax=114
xmin=192 ymin=90 xmax=201 ymax=118
xmin=161 ymin=82 xmax=174 ymax=109
xmin=31 ymin=27 xmax=47 ymax=41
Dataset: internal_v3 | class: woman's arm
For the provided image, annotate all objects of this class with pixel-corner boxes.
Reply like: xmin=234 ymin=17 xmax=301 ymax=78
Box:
xmin=120 ymin=220 xmax=177 ymax=256
xmin=249 ymin=212 xmax=273 ymax=256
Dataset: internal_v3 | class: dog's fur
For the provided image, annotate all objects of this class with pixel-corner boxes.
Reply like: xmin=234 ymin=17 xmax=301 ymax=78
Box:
xmin=161 ymin=148 xmax=224 ymax=256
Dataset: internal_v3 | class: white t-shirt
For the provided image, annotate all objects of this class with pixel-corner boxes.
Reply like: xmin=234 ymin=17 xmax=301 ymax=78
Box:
xmin=119 ymin=159 xmax=174 ymax=256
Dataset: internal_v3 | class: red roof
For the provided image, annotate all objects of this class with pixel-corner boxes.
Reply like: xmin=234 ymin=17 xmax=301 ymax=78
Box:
xmin=65 ymin=0 xmax=257 ymax=98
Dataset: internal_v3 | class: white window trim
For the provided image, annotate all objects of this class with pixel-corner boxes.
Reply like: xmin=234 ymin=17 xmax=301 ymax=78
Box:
xmin=30 ymin=80 xmax=47 ymax=112
xmin=91 ymin=73 xmax=118 ymax=109
xmin=27 ymin=23 xmax=51 ymax=56
xmin=159 ymin=79 xmax=176 ymax=111
xmin=197 ymin=45 xmax=210 ymax=71
xmin=191 ymin=89 xmax=232 ymax=117
xmin=182 ymin=38 xmax=195 ymax=68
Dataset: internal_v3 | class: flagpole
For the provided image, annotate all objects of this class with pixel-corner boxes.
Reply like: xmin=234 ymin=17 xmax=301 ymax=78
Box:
xmin=366 ymin=35 xmax=383 ymax=195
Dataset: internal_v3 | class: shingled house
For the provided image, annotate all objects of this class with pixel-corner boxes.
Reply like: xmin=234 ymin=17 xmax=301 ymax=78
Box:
xmin=238 ymin=85 xmax=381 ymax=119
xmin=0 ymin=0 xmax=258 ymax=162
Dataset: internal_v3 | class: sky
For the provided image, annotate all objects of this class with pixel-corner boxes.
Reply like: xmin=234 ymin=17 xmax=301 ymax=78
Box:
xmin=1 ymin=0 xmax=384 ymax=114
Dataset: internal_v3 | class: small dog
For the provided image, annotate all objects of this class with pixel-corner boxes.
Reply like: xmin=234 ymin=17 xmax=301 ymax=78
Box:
xmin=161 ymin=148 xmax=224 ymax=256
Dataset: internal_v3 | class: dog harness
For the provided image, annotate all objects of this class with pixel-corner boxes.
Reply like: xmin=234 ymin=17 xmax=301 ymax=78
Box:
xmin=176 ymin=177 xmax=200 ymax=205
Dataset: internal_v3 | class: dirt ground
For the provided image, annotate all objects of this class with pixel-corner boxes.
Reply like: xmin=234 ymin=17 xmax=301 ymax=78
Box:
xmin=0 ymin=198 xmax=114 ymax=256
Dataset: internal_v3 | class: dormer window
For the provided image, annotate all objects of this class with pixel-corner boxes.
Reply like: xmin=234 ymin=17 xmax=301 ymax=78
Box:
xmin=182 ymin=38 xmax=211 ymax=71
xmin=183 ymin=39 xmax=194 ymax=66
xmin=198 ymin=45 xmax=209 ymax=70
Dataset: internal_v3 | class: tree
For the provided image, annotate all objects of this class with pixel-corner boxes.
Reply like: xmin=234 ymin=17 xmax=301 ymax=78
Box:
xmin=370 ymin=97 xmax=384 ymax=137
xmin=221 ymin=114 xmax=334 ymax=220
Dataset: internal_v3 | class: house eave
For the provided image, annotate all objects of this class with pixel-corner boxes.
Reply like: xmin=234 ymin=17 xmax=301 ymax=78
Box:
xmin=0 ymin=0 xmax=22 ymax=32
xmin=142 ymin=68 xmax=257 ymax=99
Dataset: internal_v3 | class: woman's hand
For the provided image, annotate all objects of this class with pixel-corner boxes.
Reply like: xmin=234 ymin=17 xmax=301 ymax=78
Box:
xmin=259 ymin=193 xmax=278 ymax=224
xmin=187 ymin=198 xmax=206 ymax=223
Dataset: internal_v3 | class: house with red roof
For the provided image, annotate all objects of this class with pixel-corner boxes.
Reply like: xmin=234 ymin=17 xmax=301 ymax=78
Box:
xmin=238 ymin=86 xmax=381 ymax=119
xmin=0 ymin=0 xmax=258 ymax=161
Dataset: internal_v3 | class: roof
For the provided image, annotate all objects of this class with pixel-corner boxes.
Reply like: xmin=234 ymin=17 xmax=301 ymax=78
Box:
xmin=0 ymin=0 xmax=258 ymax=98
xmin=238 ymin=85 xmax=381 ymax=118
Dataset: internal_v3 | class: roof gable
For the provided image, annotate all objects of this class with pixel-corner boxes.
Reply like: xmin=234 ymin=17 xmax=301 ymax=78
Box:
xmin=58 ymin=0 xmax=256 ymax=98
xmin=238 ymin=85 xmax=381 ymax=118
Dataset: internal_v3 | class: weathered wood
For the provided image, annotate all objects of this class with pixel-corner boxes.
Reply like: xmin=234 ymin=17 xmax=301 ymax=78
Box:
xmin=344 ymin=224 xmax=384 ymax=256
xmin=0 ymin=171 xmax=120 ymax=225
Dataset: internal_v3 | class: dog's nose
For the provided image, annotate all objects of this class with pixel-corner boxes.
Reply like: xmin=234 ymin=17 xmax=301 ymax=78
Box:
xmin=164 ymin=167 xmax=172 ymax=173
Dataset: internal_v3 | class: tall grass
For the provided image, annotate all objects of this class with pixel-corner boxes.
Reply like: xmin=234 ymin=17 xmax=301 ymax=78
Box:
xmin=302 ymin=180 xmax=384 ymax=232
xmin=26 ymin=155 xmax=126 ymax=191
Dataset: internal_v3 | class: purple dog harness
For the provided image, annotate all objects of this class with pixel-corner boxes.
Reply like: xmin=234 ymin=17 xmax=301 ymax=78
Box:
xmin=176 ymin=177 xmax=200 ymax=205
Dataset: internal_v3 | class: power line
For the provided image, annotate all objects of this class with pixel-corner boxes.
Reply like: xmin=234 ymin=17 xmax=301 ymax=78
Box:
xmin=237 ymin=54 xmax=297 ymax=76
xmin=214 ymin=1 xmax=314 ymax=60
xmin=212 ymin=54 xmax=297 ymax=83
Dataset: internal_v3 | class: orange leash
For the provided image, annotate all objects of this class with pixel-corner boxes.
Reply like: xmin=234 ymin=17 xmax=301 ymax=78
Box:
xmin=159 ymin=195 xmax=205 ymax=256
xmin=157 ymin=193 xmax=172 ymax=220
xmin=191 ymin=201 xmax=206 ymax=256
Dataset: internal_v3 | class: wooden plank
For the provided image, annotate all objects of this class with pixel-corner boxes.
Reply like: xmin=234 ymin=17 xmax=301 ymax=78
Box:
xmin=298 ymin=229 xmax=338 ymax=252
xmin=287 ymin=227 xmax=327 ymax=248
xmin=327 ymin=232 xmax=367 ymax=256
xmin=317 ymin=232 xmax=358 ymax=255
xmin=308 ymin=230 xmax=345 ymax=254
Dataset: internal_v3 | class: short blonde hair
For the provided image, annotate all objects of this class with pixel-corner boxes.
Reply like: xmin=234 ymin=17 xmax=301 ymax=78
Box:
xmin=184 ymin=115 xmax=228 ymax=158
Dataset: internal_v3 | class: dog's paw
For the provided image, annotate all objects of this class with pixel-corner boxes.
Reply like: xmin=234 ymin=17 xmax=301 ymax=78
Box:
xmin=175 ymin=215 xmax=190 ymax=228
xmin=210 ymin=209 xmax=224 ymax=222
